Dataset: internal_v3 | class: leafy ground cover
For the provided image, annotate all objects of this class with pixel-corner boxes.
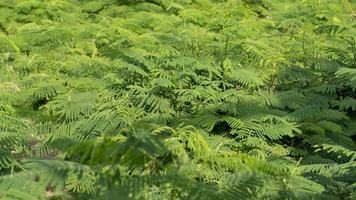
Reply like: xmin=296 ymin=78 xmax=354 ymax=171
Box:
xmin=0 ymin=0 xmax=355 ymax=199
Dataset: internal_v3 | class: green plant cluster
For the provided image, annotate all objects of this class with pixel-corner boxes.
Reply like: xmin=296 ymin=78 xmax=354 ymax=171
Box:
xmin=0 ymin=0 xmax=355 ymax=199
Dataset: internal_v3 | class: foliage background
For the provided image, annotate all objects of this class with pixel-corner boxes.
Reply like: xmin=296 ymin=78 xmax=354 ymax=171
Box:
xmin=0 ymin=0 xmax=355 ymax=199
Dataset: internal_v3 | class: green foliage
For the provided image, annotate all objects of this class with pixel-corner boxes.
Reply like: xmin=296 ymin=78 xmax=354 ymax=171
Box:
xmin=0 ymin=0 xmax=355 ymax=199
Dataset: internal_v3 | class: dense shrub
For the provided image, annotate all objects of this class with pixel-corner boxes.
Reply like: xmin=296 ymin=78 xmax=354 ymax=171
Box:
xmin=0 ymin=0 xmax=355 ymax=199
